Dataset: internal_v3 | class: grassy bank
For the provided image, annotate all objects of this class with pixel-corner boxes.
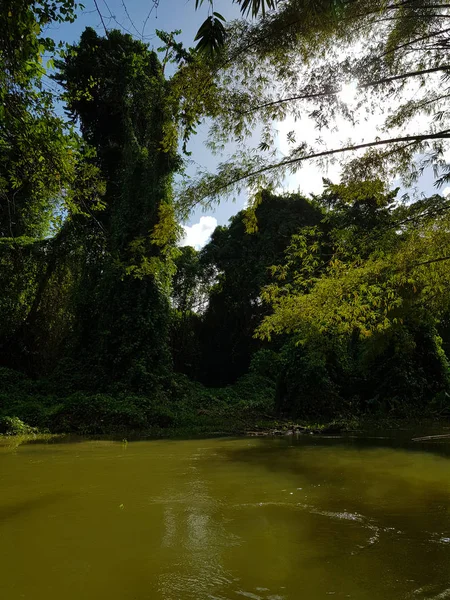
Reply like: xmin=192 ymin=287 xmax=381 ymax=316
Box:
xmin=2 ymin=365 xmax=450 ymax=439
xmin=0 ymin=367 xmax=278 ymax=436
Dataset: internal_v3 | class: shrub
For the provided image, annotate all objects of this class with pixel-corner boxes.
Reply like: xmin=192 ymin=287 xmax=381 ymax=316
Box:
xmin=249 ymin=349 xmax=284 ymax=382
xmin=48 ymin=391 xmax=176 ymax=434
xmin=0 ymin=416 xmax=38 ymax=435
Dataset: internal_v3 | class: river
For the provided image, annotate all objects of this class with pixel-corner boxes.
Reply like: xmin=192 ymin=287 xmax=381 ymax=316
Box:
xmin=0 ymin=434 xmax=449 ymax=599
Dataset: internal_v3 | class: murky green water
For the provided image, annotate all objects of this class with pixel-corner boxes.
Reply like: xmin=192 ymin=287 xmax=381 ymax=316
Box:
xmin=0 ymin=434 xmax=450 ymax=600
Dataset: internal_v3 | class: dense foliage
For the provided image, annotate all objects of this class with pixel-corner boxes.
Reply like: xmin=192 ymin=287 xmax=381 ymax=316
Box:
xmin=2 ymin=0 xmax=450 ymax=434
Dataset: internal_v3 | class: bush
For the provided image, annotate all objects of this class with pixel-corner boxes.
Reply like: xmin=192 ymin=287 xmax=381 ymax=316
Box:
xmin=47 ymin=392 xmax=174 ymax=434
xmin=275 ymin=339 xmax=345 ymax=419
xmin=0 ymin=416 xmax=38 ymax=435
xmin=250 ymin=349 xmax=284 ymax=382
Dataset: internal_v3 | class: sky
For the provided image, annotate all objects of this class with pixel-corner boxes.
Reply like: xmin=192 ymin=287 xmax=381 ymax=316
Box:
xmin=45 ymin=0 xmax=445 ymax=249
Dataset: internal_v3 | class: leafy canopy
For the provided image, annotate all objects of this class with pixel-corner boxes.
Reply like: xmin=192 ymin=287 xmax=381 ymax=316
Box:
xmin=175 ymin=0 xmax=450 ymax=211
xmin=257 ymin=181 xmax=450 ymax=341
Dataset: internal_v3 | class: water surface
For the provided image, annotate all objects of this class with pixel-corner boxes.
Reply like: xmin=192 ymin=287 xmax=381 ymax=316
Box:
xmin=1 ymin=434 xmax=449 ymax=600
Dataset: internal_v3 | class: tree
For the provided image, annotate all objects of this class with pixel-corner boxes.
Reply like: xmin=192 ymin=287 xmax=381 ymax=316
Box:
xmin=52 ymin=28 xmax=181 ymax=391
xmin=169 ymin=246 xmax=207 ymax=377
xmin=195 ymin=190 xmax=322 ymax=385
xmin=257 ymin=180 xmax=450 ymax=339
xmin=0 ymin=0 xmax=107 ymax=373
xmin=176 ymin=0 xmax=450 ymax=210
xmin=0 ymin=0 xmax=80 ymax=238
xmin=253 ymin=181 xmax=450 ymax=417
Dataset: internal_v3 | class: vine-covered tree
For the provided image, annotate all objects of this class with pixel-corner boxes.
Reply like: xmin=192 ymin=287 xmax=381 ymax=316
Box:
xmin=54 ymin=28 xmax=181 ymax=391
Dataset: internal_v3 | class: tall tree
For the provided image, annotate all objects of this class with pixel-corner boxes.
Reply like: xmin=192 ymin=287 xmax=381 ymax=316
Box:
xmin=196 ymin=190 xmax=322 ymax=385
xmin=0 ymin=0 xmax=105 ymax=373
xmin=0 ymin=0 xmax=80 ymax=239
xmin=55 ymin=28 xmax=181 ymax=391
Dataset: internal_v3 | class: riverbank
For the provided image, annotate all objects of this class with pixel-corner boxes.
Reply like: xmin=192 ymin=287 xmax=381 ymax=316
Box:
xmin=2 ymin=416 xmax=450 ymax=450
xmin=2 ymin=367 xmax=450 ymax=440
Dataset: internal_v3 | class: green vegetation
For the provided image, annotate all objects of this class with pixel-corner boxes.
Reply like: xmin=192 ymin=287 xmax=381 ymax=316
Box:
xmin=0 ymin=415 xmax=38 ymax=435
xmin=2 ymin=1 xmax=450 ymax=436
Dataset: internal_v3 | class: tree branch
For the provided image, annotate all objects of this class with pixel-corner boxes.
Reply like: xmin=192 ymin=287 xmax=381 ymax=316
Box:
xmin=240 ymin=66 xmax=450 ymax=115
xmin=375 ymin=26 xmax=450 ymax=61
xmin=93 ymin=0 xmax=109 ymax=37
xmin=413 ymin=254 xmax=450 ymax=267
xmin=202 ymin=129 xmax=450 ymax=201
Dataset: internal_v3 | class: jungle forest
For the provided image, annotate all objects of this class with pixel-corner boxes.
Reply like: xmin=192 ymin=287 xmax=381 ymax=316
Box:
xmin=3 ymin=0 xmax=450 ymax=435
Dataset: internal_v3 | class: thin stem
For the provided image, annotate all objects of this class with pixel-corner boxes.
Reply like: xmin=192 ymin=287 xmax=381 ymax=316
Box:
xmin=93 ymin=0 xmax=109 ymax=37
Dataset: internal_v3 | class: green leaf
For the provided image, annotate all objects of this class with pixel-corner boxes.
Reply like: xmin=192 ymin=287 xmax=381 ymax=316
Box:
xmin=194 ymin=16 xmax=226 ymax=54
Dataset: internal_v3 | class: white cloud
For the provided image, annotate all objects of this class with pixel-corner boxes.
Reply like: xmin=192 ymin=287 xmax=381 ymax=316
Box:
xmin=443 ymin=187 xmax=450 ymax=197
xmin=180 ymin=216 xmax=217 ymax=249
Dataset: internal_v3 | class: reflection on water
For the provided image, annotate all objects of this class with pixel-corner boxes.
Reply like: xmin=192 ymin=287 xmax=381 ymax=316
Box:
xmin=0 ymin=435 xmax=449 ymax=599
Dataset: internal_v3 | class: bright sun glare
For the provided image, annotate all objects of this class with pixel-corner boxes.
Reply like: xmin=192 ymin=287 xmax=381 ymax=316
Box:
xmin=339 ymin=81 xmax=358 ymax=105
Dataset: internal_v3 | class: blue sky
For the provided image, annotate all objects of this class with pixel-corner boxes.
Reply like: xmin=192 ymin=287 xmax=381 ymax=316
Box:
xmin=45 ymin=0 xmax=446 ymax=248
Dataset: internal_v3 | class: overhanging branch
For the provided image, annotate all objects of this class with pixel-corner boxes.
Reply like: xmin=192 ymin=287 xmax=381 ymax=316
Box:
xmin=240 ymin=66 xmax=450 ymax=115
xmin=201 ymin=129 xmax=450 ymax=201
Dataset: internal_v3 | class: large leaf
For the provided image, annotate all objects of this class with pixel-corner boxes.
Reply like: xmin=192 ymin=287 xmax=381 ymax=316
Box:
xmin=194 ymin=14 xmax=226 ymax=55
